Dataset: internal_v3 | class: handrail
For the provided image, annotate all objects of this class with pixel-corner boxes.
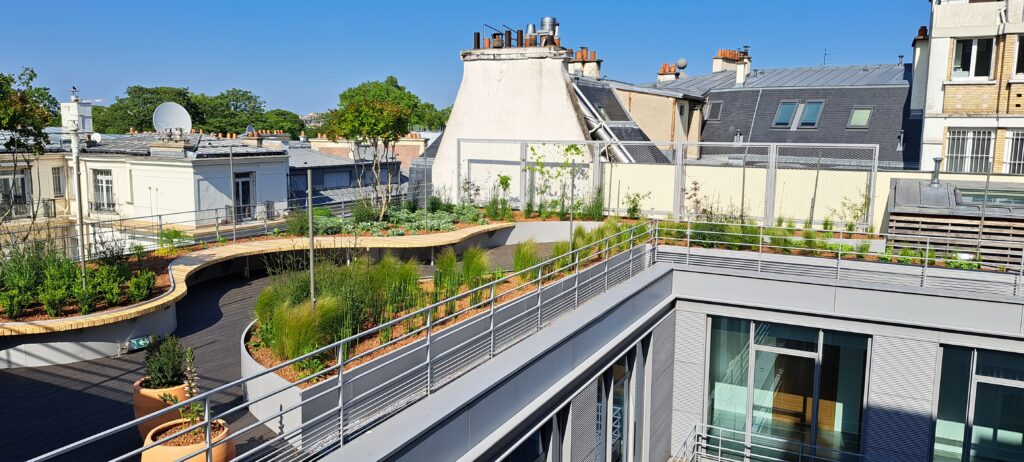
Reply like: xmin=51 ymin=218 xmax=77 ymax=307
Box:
xmin=29 ymin=219 xmax=657 ymax=461
xmin=672 ymin=424 xmax=867 ymax=462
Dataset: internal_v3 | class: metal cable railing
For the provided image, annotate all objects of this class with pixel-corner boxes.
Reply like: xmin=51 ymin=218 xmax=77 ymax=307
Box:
xmin=654 ymin=219 xmax=1024 ymax=298
xmin=28 ymin=220 xmax=656 ymax=461
xmin=671 ymin=424 xmax=865 ymax=462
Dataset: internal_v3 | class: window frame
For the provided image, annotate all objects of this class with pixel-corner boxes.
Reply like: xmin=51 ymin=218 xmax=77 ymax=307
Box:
xmin=847 ymin=106 xmax=874 ymax=129
xmin=51 ymin=166 xmax=65 ymax=197
xmin=797 ymin=100 xmax=826 ymax=129
xmin=771 ymin=101 xmax=800 ymax=129
xmin=1016 ymin=35 xmax=1024 ymax=78
xmin=952 ymin=37 xmax=996 ymax=81
xmin=946 ymin=128 xmax=995 ymax=173
xmin=705 ymin=101 xmax=724 ymax=121
xmin=91 ymin=169 xmax=115 ymax=212
xmin=1006 ymin=130 xmax=1024 ymax=174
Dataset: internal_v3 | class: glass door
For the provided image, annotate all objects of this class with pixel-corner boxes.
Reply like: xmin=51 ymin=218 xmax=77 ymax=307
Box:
xmin=750 ymin=350 xmax=816 ymax=461
xmin=970 ymin=383 xmax=1024 ymax=462
xmin=234 ymin=172 xmax=254 ymax=221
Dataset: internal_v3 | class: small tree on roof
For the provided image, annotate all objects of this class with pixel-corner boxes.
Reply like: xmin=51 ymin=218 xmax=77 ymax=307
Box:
xmin=323 ymin=76 xmax=417 ymax=221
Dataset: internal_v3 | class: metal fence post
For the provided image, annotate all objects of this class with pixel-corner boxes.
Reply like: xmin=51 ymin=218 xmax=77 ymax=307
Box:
xmin=203 ymin=396 xmax=212 ymax=462
xmin=1018 ymin=245 xmax=1024 ymax=297
xmin=336 ymin=343 xmax=346 ymax=445
xmin=764 ymin=144 xmax=778 ymax=225
xmin=573 ymin=248 xmax=581 ymax=308
xmin=757 ymin=225 xmax=764 ymax=273
xmin=604 ymin=238 xmax=610 ymax=290
xmin=489 ymin=283 xmax=496 ymax=356
xmin=214 ymin=208 xmax=220 ymax=241
xmin=425 ymin=307 xmax=433 ymax=393
xmin=628 ymin=227 xmax=636 ymax=278
xmin=536 ymin=264 xmax=545 ymax=331
xmin=652 ymin=219 xmax=660 ymax=265
xmin=922 ymin=237 xmax=931 ymax=288
xmin=686 ymin=222 xmax=692 ymax=265
xmin=158 ymin=215 xmax=163 ymax=242
xmin=836 ymin=230 xmax=843 ymax=280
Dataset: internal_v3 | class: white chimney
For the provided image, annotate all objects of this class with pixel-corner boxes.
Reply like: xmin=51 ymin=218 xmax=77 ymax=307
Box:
xmin=60 ymin=92 xmax=93 ymax=141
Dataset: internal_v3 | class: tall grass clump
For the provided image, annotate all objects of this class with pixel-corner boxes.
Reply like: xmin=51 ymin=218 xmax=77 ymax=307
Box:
xmin=433 ymin=248 xmax=461 ymax=318
xmin=550 ymin=241 xmax=573 ymax=275
xmin=461 ymin=247 xmax=490 ymax=305
xmin=513 ymin=239 xmax=541 ymax=281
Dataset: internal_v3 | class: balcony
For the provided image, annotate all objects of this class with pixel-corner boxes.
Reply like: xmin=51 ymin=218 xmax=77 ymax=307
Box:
xmin=0 ymin=199 xmax=56 ymax=222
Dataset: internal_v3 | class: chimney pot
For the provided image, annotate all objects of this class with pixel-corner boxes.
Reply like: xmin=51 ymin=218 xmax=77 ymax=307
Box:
xmin=473 ymin=32 xmax=481 ymax=49
xmin=484 ymin=37 xmax=491 ymax=48
xmin=589 ymin=51 xmax=597 ymax=61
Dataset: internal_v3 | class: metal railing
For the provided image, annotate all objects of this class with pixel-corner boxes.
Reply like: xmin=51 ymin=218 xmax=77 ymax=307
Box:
xmin=672 ymin=424 xmax=865 ymax=462
xmin=29 ymin=220 xmax=656 ymax=461
xmin=654 ymin=218 xmax=1024 ymax=298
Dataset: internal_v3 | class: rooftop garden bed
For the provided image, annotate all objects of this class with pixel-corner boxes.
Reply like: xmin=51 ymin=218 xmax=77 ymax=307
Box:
xmin=244 ymin=218 xmax=646 ymax=387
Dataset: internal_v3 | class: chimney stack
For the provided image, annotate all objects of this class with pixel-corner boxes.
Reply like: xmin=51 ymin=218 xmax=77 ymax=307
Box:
xmin=711 ymin=48 xmax=752 ymax=86
xmin=657 ymin=63 xmax=680 ymax=82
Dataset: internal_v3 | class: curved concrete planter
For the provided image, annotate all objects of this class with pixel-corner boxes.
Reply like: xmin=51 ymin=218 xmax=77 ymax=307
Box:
xmin=0 ymin=223 xmax=514 ymax=369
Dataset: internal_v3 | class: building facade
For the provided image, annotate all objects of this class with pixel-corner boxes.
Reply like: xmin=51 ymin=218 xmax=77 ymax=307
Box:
xmin=918 ymin=0 xmax=1024 ymax=174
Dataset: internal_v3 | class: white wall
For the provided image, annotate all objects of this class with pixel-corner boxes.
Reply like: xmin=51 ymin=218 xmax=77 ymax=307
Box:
xmin=193 ymin=156 xmax=289 ymax=223
xmin=432 ymin=48 xmax=589 ymax=199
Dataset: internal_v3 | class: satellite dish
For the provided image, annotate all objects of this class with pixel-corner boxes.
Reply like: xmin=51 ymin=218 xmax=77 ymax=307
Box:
xmin=152 ymin=102 xmax=192 ymax=134
xmin=89 ymin=133 xmax=102 ymax=143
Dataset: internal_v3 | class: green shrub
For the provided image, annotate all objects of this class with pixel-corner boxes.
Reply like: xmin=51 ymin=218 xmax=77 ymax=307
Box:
xmin=855 ymin=241 xmax=871 ymax=259
xmin=538 ymin=199 xmax=552 ymax=219
xmin=128 ymin=270 xmax=157 ymax=303
xmin=93 ymin=264 xmax=127 ymax=306
xmin=946 ymin=253 xmax=981 ymax=270
xmin=434 ymin=248 xmax=461 ymax=317
xmin=897 ymin=248 xmax=917 ymax=265
xmin=271 ymin=301 xmax=320 ymax=361
xmin=556 ymin=196 xmax=569 ymax=221
xmin=40 ymin=255 xmax=78 ymax=317
xmin=144 ymin=335 xmax=186 ymax=388
xmin=513 ymin=239 xmax=541 ymax=281
xmin=157 ymin=229 xmax=190 ymax=251
xmin=822 ymin=217 xmax=834 ymax=231
xmin=285 ymin=210 xmax=311 ymax=236
xmin=624 ymin=192 xmax=651 ymax=220
xmin=294 ymin=344 xmax=327 ymax=381
xmin=428 ymin=196 xmax=453 ymax=213
xmin=524 ymin=194 xmax=536 ymax=218
xmin=350 ymin=200 xmax=379 ymax=223
xmin=580 ymin=187 xmax=604 ymax=221
xmin=74 ymin=282 xmax=98 ymax=315
xmin=461 ymin=247 xmax=490 ymax=294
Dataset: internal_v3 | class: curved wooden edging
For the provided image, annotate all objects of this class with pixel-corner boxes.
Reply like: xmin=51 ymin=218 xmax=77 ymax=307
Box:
xmin=0 ymin=223 xmax=514 ymax=336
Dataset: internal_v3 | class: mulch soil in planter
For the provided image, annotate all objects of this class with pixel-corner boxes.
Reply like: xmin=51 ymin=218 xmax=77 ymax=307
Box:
xmin=151 ymin=420 xmax=228 ymax=447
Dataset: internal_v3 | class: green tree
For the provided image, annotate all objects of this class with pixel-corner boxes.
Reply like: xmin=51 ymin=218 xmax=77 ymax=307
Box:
xmin=411 ymin=102 xmax=450 ymax=131
xmin=92 ymin=86 xmax=200 ymax=133
xmin=194 ymin=88 xmax=265 ymax=135
xmin=323 ymin=76 xmax=418 ymax=220
xmin=264 ymin=109 xmax=305 ymax=139
xmin=0 ymin=67 xmax=59 ymax=224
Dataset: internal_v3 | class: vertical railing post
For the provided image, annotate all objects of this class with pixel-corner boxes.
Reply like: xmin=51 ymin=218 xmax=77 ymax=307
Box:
xmin=573 ymin=248 xmax=581 ymax=309
xmin=604 ymin=237 xmax=610 ymax=290
xmin=628 ymin=226 xmax=636 ymax=278
xmin=203 ymin=396 xmax=212 ymax=462
xmin=425 ymin=307 xmax=433 ymax=393
xmin=652 ymin=219 xmax=660 ymax=265
xmin=836 ymin=230 xmax=843 ymax=280
xmin=157 ymin=214 xmax=163 ymax=243
xmin=489 ymin=282 xmax=496 ymax=356
xmin=922 ymin=237 xmax=931 ymax=288
xmin=757 ymin=224 xmax=764 ymax=273
xmin=336 ymin=343 xmax=346 ymax=445
xmin=1017 ymin=244 xmax=1024 ymax=297
xmin=686 ymin=222 xmax=692 ymax=265
xmin=536 ymin=263 xmax=545 ymax=331
xmin=214 ymin=208 xmax=220 ymax=241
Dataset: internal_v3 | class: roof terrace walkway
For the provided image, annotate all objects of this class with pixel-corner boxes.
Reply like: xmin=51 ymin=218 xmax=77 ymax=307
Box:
xmin=0 ymin=223 xmax=555 ymax=461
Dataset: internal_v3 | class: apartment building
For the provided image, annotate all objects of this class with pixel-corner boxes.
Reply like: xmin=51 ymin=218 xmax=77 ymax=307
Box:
xmin=918 ymin=0 xmax=1024 ymax=174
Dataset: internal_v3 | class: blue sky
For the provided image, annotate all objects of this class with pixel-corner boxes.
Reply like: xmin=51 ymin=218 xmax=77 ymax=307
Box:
xmin=2 ymin=1 xmax=928 ymax=115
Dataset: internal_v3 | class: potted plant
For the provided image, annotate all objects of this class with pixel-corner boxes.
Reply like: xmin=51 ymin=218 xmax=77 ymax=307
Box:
xmin=133 ymin=336 xmax=188 ymax=438
xmin=143 ymin=348 xmax=235 ymax=462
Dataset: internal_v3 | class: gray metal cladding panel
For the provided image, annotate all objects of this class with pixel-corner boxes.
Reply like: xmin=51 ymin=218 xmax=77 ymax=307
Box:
xmin=864 ymin=335 xmax=938 ymax=462
xmin=577 ymin=82 xmax=631 ymax=121
xmin=649 ymin=311 xmax=676 ymax=462
xmin=570 ymin=379 xmax=601 ymax=462
xmin=672 ymin=309 xmax=707 ymax=452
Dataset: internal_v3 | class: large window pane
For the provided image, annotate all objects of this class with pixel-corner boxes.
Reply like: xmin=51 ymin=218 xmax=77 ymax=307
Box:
xmin=976 ymin=349 xmax=1024 ymax=382
xmin=610 ymin=361 xmax=629 ymax=462
xmin=750 ymin=351 xmax=816 ymax=461
xmin=848 ymin=107 xmax=872 ymax=128
xmin=953 ymin=39 xmax=973 ymax=78
xmin=773 ymin=102 xmax=797 ymax=128
xmin=799 ymin=102 xmax=824 ymax=128
xmin=708 ymin=317 xmax=750 ymax=460
xmin=817 ymin=332 xmax=868 ymax=458
xmin=970 ymin=383 xmax=1024 ymax=462
xmin=934 ymin=347 xmax=972 ymax=462
xmin=974 ymin=38 xmax=994 ymax=78
xmin=754 ymin=322 xmax=818 ymax=352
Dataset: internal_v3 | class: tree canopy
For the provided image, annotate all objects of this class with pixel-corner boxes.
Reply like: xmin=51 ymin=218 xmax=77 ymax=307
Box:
xmin=92 ymin=86 xmax=304 ymax=138
xmin=0 ymin=67 xmax=59 ymax=155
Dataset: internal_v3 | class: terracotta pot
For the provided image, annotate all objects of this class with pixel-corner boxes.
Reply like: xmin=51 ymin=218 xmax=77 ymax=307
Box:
xmin=142 ymin=418 xmax=235 ymax=462
xmin=132 ymin=377 xmax=187 ymax=439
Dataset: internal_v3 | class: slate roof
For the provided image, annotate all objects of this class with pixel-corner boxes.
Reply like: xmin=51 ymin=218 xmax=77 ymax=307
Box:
xmin=576 ymin=80 xmax=631 ymax=121
xmin=573 ymin=78 xmax=671 ymax=164
xmin=650 ymin=64 xmax=911 ymax=96
xmin=608 ymin=126 xmax=670 ymax=163
xmin=287 ymin=147 xmax=355 ymax=168
xmin=89 ymin=134 xmax=284 ymax=158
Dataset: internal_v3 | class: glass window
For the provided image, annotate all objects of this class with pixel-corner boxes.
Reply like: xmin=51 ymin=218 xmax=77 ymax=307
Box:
xmin=934 ymin=347 xmax=972 ymax=462
xmin=92 ymin=169 xmax=114 ymax=211
xmin=933 ymin=347 xmax=1024 ymax=462
xmin=946 ymin=129 xmax=994 ymax=173
xmin=816 ymin=332 xmax=869 ymax=456
xmin=773 ymin=102 xmax=798 ymax=128
xmin=323 ymin=170 xmax=351 ymax=189
xmin=754 ymin=322 xmax=818 ymax=352
xmin=707 ymin=317 xmax=750 ymax=459
xmin=953 ymin=38 xmax=995 ymax=79
xmin=750 ymin=351 xmax=816 ymax=459
xmin=799 ymin=101 xmax=825 ymax=128
xmin=51 ymin=167 xmax=65 ymax=197
xmin=960 ymin=190 xmax=1024 ymax=206
xmin=707 ymin=101 xmax=723 ymax=121
xmin=610 ymin=360 xmax=630 ymax=462
xmin=1006 ymin=131 xmax=1024 ymax=174
xmin=848 ymin=107 xmax=873 ymax=128
xmin=1016 ymin=37 xmax=1024 ymax=76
